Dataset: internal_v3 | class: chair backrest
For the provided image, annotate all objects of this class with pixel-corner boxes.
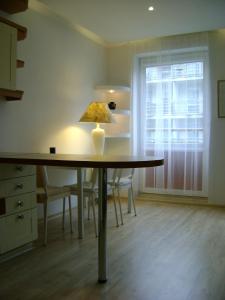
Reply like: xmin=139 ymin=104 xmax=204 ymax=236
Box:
xmin=36 ymin=166 xmax=49 ymax=193
xmin=90 ymin=168 xmax=98 ymax=189
xmin=83 ymin=168 xmax=93 ymax=182
xmin=129 ymin=168 xmax=135 ymax=179
xmin=110 ymin=168 xmax=135 ymax=186
xmin=116 ymin=168 xmax=135 ymax=182
xmin=111 ymin=169 xmax=119 ymax=184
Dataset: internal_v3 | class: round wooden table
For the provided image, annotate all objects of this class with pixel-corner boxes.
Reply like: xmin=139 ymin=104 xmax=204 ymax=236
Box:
xmin=0 ymin=153 xmax=164 ymax=283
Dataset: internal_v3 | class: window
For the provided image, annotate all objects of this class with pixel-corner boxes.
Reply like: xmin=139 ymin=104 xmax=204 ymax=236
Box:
xmin=137 ymin=49 xmax=209 ymax=196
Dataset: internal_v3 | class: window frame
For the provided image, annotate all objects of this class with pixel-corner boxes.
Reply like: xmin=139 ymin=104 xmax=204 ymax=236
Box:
xmin=134 ymin=47 xmax=210 ymax=196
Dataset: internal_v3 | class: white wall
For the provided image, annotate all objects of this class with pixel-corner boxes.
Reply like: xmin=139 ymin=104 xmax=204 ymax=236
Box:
xmin=0 ymin=8 xmax=106 ymax=154
xmin=0 ymin=6 xmax=106 ymax=216
xmin=106 ymin=29 xmax=225 ymax=204
xmin=106 ymin=45 xmax=130 ymax=86
xmin=208 ymin=29 xmax=225 ymax=204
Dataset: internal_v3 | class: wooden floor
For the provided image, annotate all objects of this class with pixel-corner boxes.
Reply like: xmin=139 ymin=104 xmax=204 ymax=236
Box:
xmin=1 ymin=200 xmax=225 ymax=300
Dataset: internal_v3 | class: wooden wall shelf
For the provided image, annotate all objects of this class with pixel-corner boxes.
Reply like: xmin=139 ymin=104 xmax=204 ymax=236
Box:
xmin=0 ymin=0 xmax=28 ymax=14
xmin=0 ymin=16 xmax=27 ymax=40
xmin=17 ymin=59 xmax=24 ymax=68
xmin=95 ymin=85 xmax=130 ymax=92
xmin=0 ymin=88 xmax=24 ymax=101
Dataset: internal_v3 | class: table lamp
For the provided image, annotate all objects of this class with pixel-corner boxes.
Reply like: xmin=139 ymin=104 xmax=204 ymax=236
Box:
xmin=79 ymin=102 xmax=113 ymax=155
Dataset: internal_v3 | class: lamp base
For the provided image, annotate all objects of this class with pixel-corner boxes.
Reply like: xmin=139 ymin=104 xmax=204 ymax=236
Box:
xmin=92 ymin=123 xmax=105 ymax=155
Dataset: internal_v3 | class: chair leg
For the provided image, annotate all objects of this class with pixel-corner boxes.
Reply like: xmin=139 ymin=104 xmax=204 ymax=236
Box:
xmin=117 ymin=188 xmax=124 ymax=225
xmin=43 ymin=201 xmax=48 ymax=246
xmin=68 ymin=196 xmax=73 ymax=233
xmin=131 ymin=184 xmax=137 ymax=216
xmin=88 ymin=197 xmax=90 ymax=220
xmin=83 ymin=196 xmax=87 ymax=209
xmin=91 ymin=194 xmax=98 ymax=237
xmin=128 ymin=187 xmax=132 ymax=214
xmin=62 ymin=197 xmax=66 ymax=230
xmin=112 ymin=188 xmax=119 ymax=227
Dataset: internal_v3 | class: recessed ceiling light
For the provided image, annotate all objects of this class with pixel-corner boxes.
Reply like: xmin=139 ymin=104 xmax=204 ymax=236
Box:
xmin=148 ymin=6 xmax=154 ymax=11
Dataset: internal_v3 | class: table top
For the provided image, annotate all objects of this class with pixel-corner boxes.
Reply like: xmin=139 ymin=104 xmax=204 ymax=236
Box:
xmin=0 ymin=152 xmax=164 ymax=169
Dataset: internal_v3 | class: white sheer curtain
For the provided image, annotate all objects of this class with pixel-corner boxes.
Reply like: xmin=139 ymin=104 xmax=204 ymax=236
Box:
xmin=131 ymin=33 xmax=210 ymax=196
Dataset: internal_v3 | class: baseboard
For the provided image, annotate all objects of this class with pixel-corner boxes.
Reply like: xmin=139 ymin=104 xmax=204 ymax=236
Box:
xmin=0 ymin=243 xmax=33 ymax=263
xmin=137 ymin=193 xmax=225 ymax=209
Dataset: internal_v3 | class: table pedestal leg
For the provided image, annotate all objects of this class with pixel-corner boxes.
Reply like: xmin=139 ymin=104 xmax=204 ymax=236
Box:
xmin=77 ymin=168 xmax=84 ymax=239
xmin=98 ymin=167 xmax=108 ymax=283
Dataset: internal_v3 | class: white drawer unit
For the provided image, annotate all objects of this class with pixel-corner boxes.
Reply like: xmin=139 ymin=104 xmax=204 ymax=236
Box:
xmin=0 ymin=164 xmax=37 ymax=255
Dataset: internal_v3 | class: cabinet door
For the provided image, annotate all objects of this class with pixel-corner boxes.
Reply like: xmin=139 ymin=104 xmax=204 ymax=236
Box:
xmin=0 ymin=22 xmax=17 ymax=90
xmin=0 ymin=208 xmax=37 ymax=254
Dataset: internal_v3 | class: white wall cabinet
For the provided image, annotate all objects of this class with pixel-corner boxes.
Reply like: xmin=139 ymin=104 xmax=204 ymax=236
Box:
xmin=0 ymin=22 xmax=17 ymax=90
xmin=0 ymin=164 xmax=37 ymax=255
xmin=0 ymin=16 xmax=27 ymax=100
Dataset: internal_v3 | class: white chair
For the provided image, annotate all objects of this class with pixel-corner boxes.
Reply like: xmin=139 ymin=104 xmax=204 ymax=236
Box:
xmin=85 ymin=169 xmax=121 ymax=228
xmin=108 ymin=168 xmax=136 ymax=225
xmin=67 ymin=168 xmax=121 ymax=235
xmin=107 ymin=169 xmax=121 ymax=227
xmin=36 ymin=166 xmax=73 ymax=245
xmin=66 ymin=168 xmax=98 ymax=237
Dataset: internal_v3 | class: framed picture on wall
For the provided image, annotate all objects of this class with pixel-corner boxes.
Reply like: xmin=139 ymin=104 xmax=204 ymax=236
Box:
xmin=218 ymin=80 xmax=225 ymax=118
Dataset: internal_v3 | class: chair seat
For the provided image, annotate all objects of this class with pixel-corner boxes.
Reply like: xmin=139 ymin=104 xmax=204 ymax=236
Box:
xmin=116 ymin=177 xmax=132 ymax=186
xmin=37 ymin=185 xmax=71 ymax=203
xmin=66 ymin=182 xmax=98 ymax=194
xmin=108 ymin=177 xmax=131 ymax=187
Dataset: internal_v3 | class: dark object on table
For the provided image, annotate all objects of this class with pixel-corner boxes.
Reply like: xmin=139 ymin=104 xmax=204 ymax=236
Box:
xmin=49 ymin=147 xmax=56 ymax=154
xmin=108 ymin=101 xmax=116 ymax=110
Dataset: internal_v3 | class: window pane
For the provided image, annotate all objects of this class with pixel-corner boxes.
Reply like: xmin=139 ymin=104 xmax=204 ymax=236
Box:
xmin=144 ymin=61 xmax=204 ymax=150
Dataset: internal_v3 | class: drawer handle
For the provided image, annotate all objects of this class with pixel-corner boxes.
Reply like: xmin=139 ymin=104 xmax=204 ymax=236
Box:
xmin=17 ymin=214 xmax=24 ymax=220
xmin=17 ymin=200 xmax=24 ymax=207
xmin=15 ymin=183 xmax=23 ymax=190
xmin=16 ymin=166 xmax=24 ymax=172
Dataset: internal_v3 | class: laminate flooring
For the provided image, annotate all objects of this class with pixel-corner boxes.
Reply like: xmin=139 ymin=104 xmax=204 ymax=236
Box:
xmin=1 ymin=200 xmax=225 ymax=300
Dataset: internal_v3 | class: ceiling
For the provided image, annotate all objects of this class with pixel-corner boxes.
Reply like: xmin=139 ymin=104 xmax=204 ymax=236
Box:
xmin=38 ymin=0 xmax=225 ymax=45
